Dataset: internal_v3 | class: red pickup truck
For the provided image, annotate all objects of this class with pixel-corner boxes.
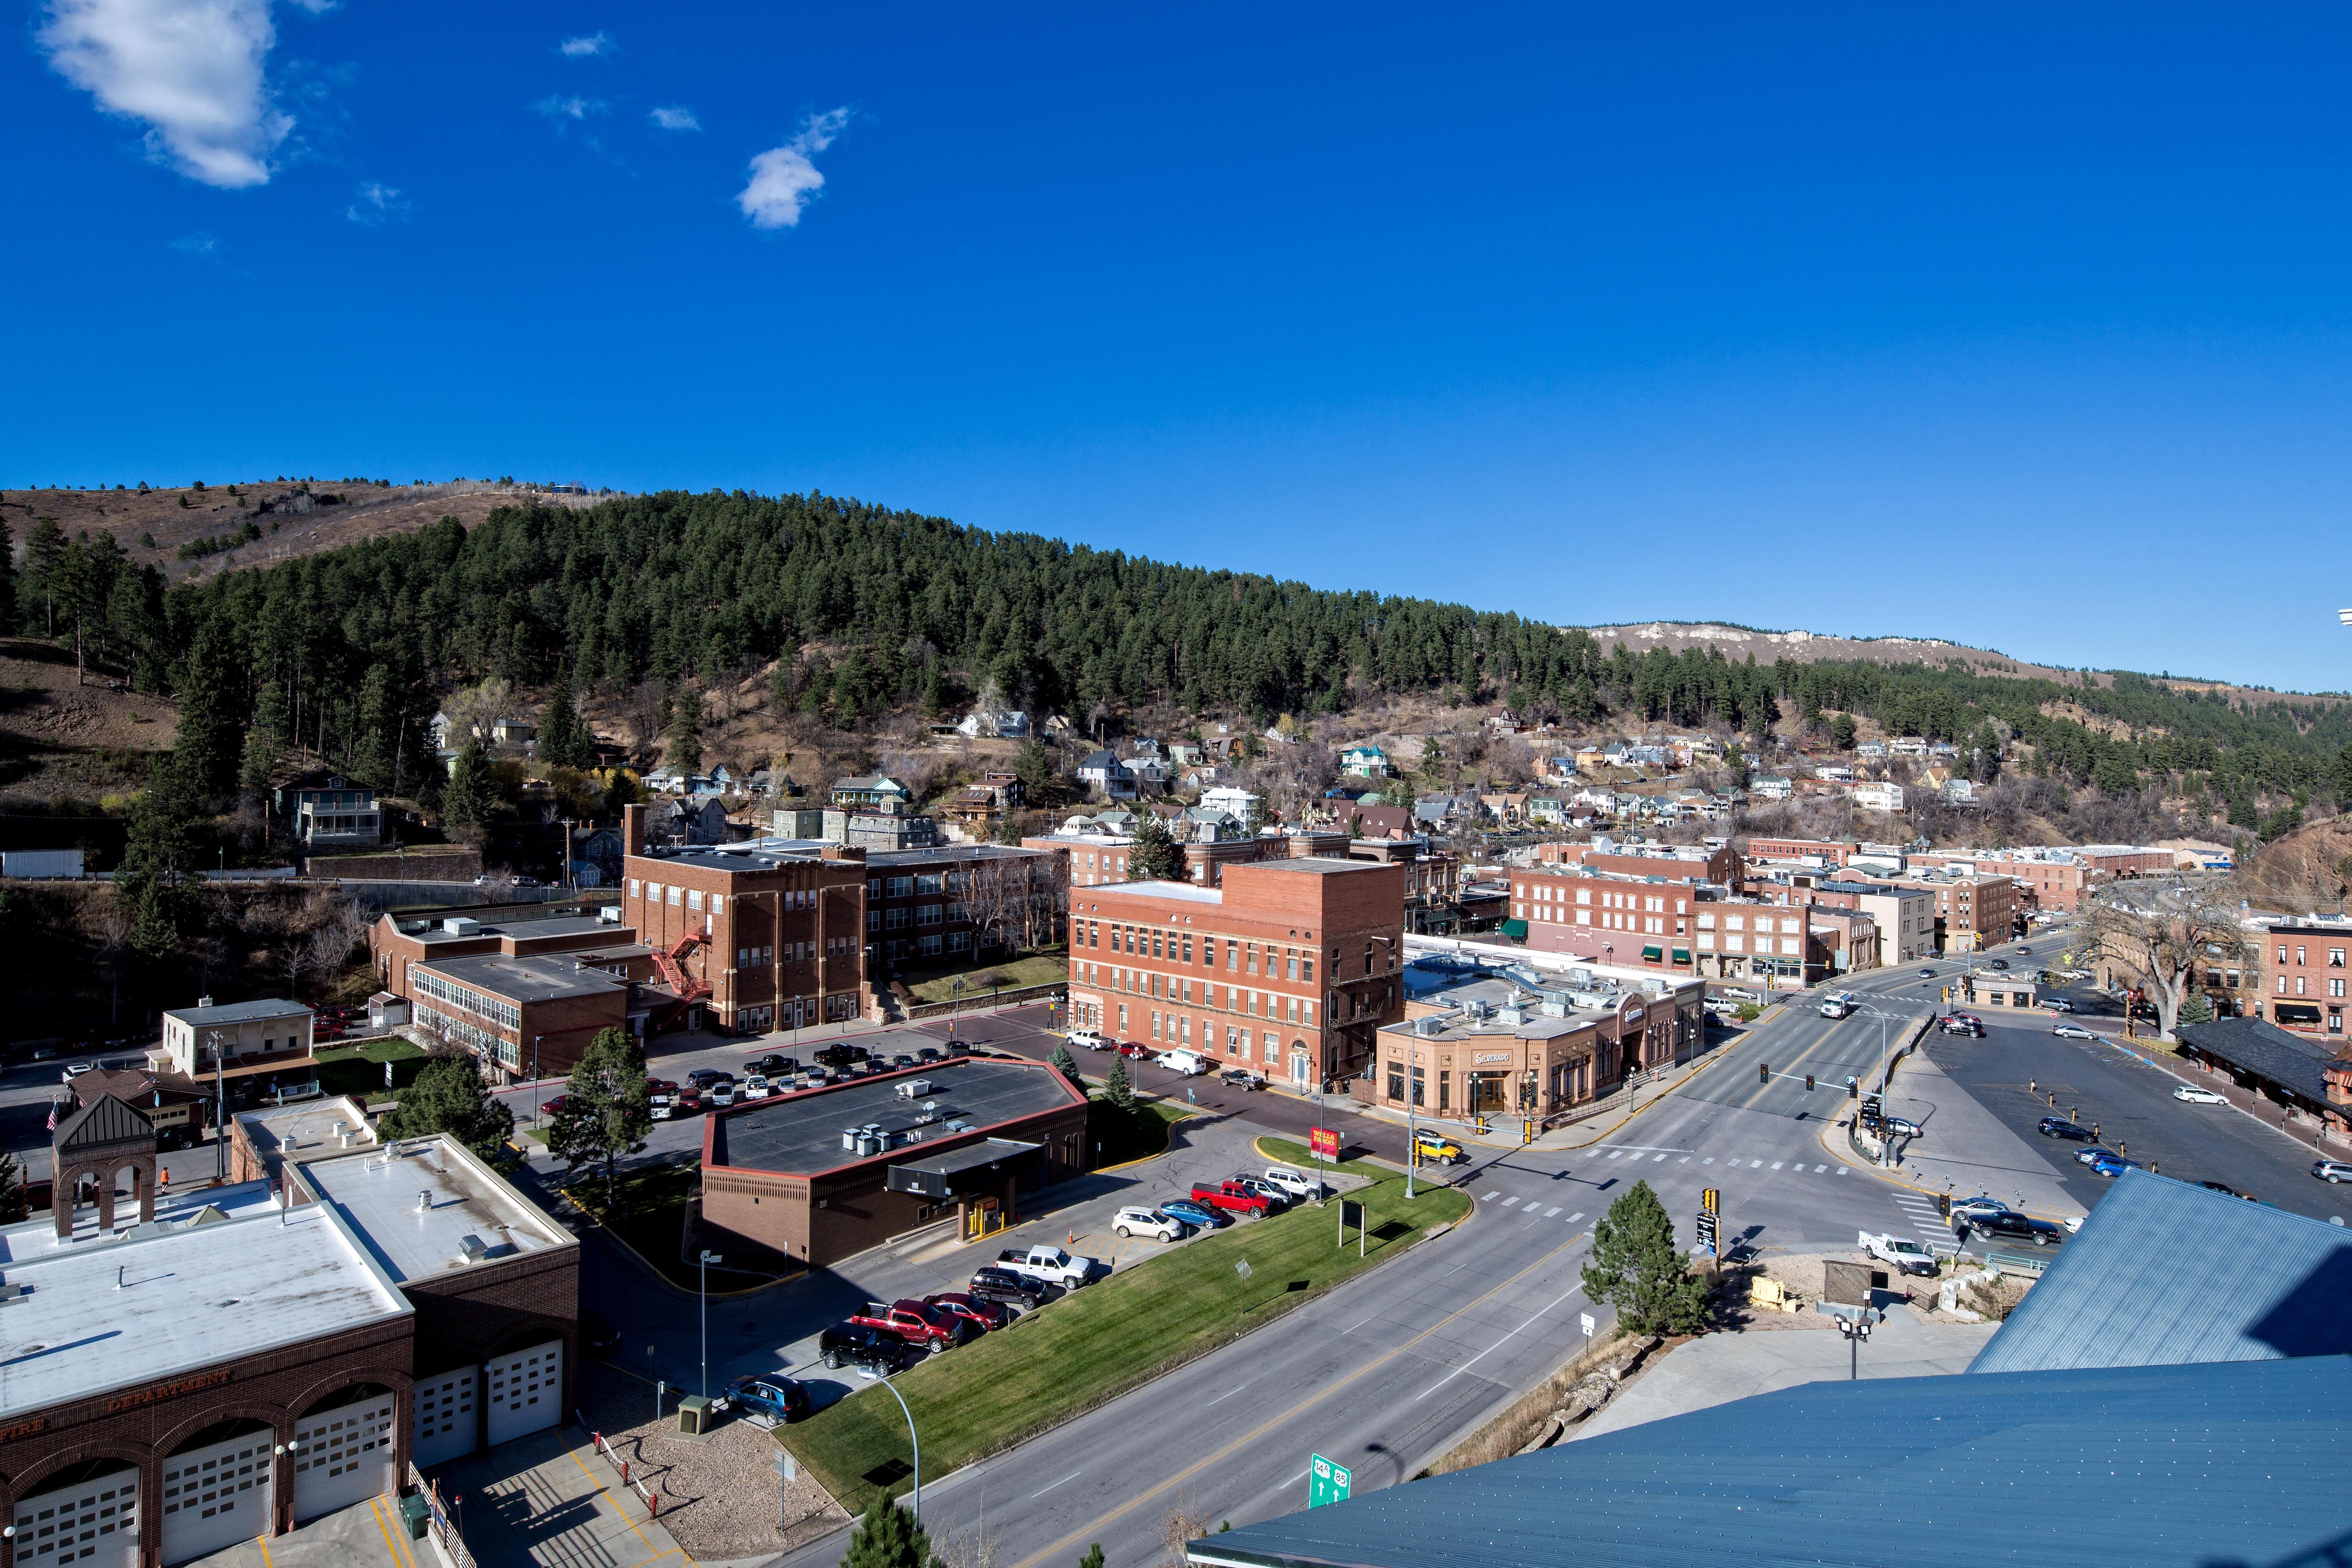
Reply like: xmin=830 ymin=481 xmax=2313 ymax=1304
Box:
xmin=1189 ymin=1180 xmax=1275 ymax=1217
xmin=847 ymin=1299 xmax=968 ymax=1352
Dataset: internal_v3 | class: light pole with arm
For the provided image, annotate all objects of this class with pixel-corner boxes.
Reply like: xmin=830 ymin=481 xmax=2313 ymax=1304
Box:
xmin=698 ymin=1250 xmax=722 ymax=1398
xmin=874 ymin=1369 xmax=921 ymax=1522
xmin=1850 ymin=1001 xmax=1905 ymax=1167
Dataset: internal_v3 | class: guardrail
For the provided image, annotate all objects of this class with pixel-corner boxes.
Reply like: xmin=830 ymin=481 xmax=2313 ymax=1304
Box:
xmin=407 ymin=1462 xmax=475 ymax=1568
xmin=588 ymin=1426 xmax=663 ymax=1518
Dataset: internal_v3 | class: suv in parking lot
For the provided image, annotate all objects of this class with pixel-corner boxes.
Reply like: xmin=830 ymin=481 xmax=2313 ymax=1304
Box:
xmin=966 ymin=1268 xmax=1048 ymax=1309
xmin=1938 ymin=1015 xmax=1983 ymax=1037
xmin=819 ymin=1322 xmax=915 ymax=1375
xmin=2315 ymin=1159 xmax=2352 ymax=1184
xmin=2037 ymin=1116 xmax=2096 ymax=1141
xmin=1113 ymin=1205 xmax=1187 ymax=1241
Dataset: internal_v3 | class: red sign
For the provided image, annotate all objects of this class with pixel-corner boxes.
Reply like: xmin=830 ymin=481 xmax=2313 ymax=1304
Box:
xmin=1309 ymin=1127 xmax=1340 ymax=1158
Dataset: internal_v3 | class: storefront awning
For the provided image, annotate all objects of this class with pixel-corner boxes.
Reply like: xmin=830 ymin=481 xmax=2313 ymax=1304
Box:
xmin=1671 ymin=948 xmax=1692 ymax=964
xmin=1641 ymin=945 xmax=1663 ymax=961
xmin=1501 ymin=919 xmax=1529 ymax=939
xmin=2272 ymin=1003 xmax=2324 ymax=1025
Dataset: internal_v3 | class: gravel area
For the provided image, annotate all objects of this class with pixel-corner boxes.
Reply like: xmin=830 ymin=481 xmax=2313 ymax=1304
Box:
xmin=578 ymin=1360 xmax=850 ymax=1561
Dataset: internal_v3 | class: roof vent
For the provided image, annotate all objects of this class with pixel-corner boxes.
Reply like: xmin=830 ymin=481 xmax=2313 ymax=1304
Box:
xmin=417 ymin=1191 xmax=432 ymax=1213
xmin=458 ymin=1234 xmax=490 ymax=1264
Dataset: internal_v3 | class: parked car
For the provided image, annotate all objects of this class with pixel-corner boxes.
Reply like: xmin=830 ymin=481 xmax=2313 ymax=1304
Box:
xmin=2087 ymin=1152 xmax=2143 ymax=1179
xmin=1116 ymin=1042 xmax=1154 ymax=1059
xmin=1949 ymin=1195 xmax=2008 ymax=1222
xmin=1065 ymin=1029 xmax=1109 ymax=1051
xmin=1188 ymin=1180 xmax=1276 ymax=1217
xmin=2314 ymin=1159 xmax=2352 ymax=1184
xmin=1219 ymin=1068 xmax=1266 ymax=1090
xmin=539 ymin=1095 xmax=574 ymax=1117
xmin=848 ymin=1299 xmax=970 ymax=1352
xmin=2074 ymin=1145 xmax=2118 ymax=1166
xmin=649 ymin=1093 xmax=675 ymax=1121
xmin=744 ymin=1053 xmax=799 ymax=1075
xmin=921 ymin=1292 xmax=1009 ymax=1332
xmin=2037 ymin=1117 xmax=2096 ymax=1141
xmin=915 ymin=1046 xmax=943 ymax=1064
xmin=719 ymin=1373 xmax=809 ymax=1424
xmin=705 ymin=1083 xmax=738 ymax=1108
xmin=2172 ymin=1085 xmax=2228 ymax=1105
xmin=1159 ymin=1198 xmax=1227 ymax=1230
xmin=1857 ymin=1230 xmax=1937 ymax=1277
xmin=965 ymin=1268 xmax=1048 ymax=1309
xmin=674 ymin=1090 xmax=704 ymax=1114
xmin=1938 ymin=1016 xmax=1983 ymax=1037
xmin=891 ymin=1054 xmax=918 ymax=1070
xmin=1261 ymin=1166 xmax=1327 ymax=1202
xmin=687 ymin=1068 xmax=732 ymax=1089
xmin=818 ymin=1322 xmax=915 ymax=1375
xmin=1412 ymin=1129 xmax=1467 ymax=1165
xmin=1113 ymin=1205 xmax=1187 ymax=1241
xmin=1975 ymin=1211 xmax=2062 ymax=1247
xmin=2052 ymin=1025 xmax=2099 ymax=1041
xmin=1882 ymin=1115 xmax=1925 ymax=1139
xmin=1229 ymin=1175 xmax=1292 ymax=1211
xmin=2043 ymin=998 xmax=2077 ymax=1013
xmin=2197 ymin=1180 xmax=2247 ymax=1199
xmin=1155 ymin=1050 xmax=1209 ymax=1076
xmin=995 ymin=1244 xmax=1096 ymax=1290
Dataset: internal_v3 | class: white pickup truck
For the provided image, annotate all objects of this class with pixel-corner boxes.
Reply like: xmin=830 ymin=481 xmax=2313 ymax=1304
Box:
xmin=1857 ymin=1230 xmax=1938 ymax=1277
xmin=997 ymin=1244 xmax=1097 ymax=1290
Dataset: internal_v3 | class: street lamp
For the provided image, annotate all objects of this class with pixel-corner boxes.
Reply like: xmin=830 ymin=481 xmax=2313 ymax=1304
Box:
xmin=873 ymin=1369 xmax=922 ymax=1523
xmin=698 ymin=1250 xmax=723 ymax=1397
xmin=1836 ymin=1312 xmax=1872 ymax=1380
xmin=1849 ymin=1000 xmax=1906 ymax=1168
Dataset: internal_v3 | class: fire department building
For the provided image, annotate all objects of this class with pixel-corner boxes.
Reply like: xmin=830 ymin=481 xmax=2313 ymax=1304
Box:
xmin=1063 ymin=858 xmax=1407 ymax=1090
xmin=0 ymin=1104 xmax=577 ymax=1568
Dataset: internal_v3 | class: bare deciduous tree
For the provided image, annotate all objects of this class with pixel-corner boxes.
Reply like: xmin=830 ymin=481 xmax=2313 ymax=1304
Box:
xmin=2084 ymin=887 xmax=2243 ymax=1041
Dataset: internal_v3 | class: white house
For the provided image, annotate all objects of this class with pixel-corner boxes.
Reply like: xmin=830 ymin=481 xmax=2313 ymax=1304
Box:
xmin=956 ymin=709 xmax=1032 ymax=740
xmin=1339 ymin=745 xmax=1391 ymax=779
xmin=1078 ymin=750 xmax=1139 ymax=800
xmin=1814 ymin=764 xmax=1855 ymax=783
xmin=1857 ymin=739 xmax=1888 ymax=760
xmin=1853 ymin=781 xmax=1907 ymax=812
xmin=1198 ymin=785 xmax=1263 ymax=830
xmin=1751 ymin=775 xmax=1794 ymax=800
xmin=1889 ymin=737 xmax=1930 ymax=759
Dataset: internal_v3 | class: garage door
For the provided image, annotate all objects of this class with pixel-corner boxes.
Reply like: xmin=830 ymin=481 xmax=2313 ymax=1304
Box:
xmin=484 ymin=1341 xmax=562 ymax=1447
xmin=159 ymin=1429 xmax=273 ymax=1566
xmin=412 ymin=1367 xmax=480 ymax=1468
xmin=13 ymin=1466 xmax=138 ymax=1568
xmin=292 ymin=1391 xmax=395 ymax=1523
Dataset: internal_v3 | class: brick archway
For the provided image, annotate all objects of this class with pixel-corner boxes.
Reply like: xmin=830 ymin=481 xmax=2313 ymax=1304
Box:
xmin=50 ymin=1096 xmax=159 ymax=1239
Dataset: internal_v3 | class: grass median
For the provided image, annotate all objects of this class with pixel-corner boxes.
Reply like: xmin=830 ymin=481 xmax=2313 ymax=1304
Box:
xmin=777 ymin=1136 xmax=1471 ymax=1513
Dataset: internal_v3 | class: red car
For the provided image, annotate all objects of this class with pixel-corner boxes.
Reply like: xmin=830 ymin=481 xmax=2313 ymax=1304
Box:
xmin=922 ymin=1291 xmax=1008 ymax=1333
xmin=1189 ymin=1180 xmax=1274 ymax=1217
xmin=540 ymin=1095 xmax=574 ymax=1117
xmin=848 ymin=1299 xmax=967 ymax=1352
xmin=1117 ymin=1042 xmax=1154 ymax=1060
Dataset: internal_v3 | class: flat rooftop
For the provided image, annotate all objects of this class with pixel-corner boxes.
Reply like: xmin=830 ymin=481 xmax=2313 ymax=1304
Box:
xmin=406 ymin=914 xmax=632 ymax=948
xmin=162 ymin=998 xmax=307 ymax=1025
xmin=865 ymin=844 xmax=1046 ymax=867
xmin=1243 ymin=856 xmax=1380 ymax=876
xmin=299 ymin=1136 xmax=573 ymax=1283
xmin=714 ymin=1059 xmax=1082 ymax=1177
xmin=0 ymin=1199 xmax=408 ymax=1418
xmin=236 ymin=1097 xmax=377 ymax=1178
xmin=413 ymin=953 xmax=629 ymax=1004
xmin=1082 ymin=879 xmax=1224 ymax=904
xmin=633 ymin=839 xmax=834 ymax=872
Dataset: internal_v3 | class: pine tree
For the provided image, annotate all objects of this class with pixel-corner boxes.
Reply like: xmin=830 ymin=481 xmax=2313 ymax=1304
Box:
xmin=840 ymin=1488 xmax=931 ymax=1568
xmin=2176 ymin=992 xmax=2214 ymax=1028
xmin=19 ymin=516 xmax=63 ymax=636
xmin=542 ymin=671 xmax=589 ymax=769
xmin=1126 ymin=812 xmax=1179 ymax=881
xmin=443 ymin=739 xmax=496 ymax=829
xmin=1050 ymin=1042 xmax=1080 ymax=1081
xmin=1104 ymin=1055 xmax=1136 ymax=1113
xmin=116 ymin=756 xmax=208 ymax=964
xmin=993 ymin=811 xmax=1024 ymax=846
xmin=379 ymin=1058 xmax=519 ymax=1169
xmin=547 ymin=1027 xmax=653 ymax=1209
xmin=1015 ymin=738 xmax=1055 ymax=802
xmin=0 ymin=515 xmax=15 ymax=634
xmin=1579 ymin=1180 xmax=1709 ymax=1337
xmin=174 ymin=615 xmax=246 ymax=798
xmin=1078 ymin=1547 xmax=1104 ymax=1568
xmin=666 ymin=688 xmax=704 ymax=773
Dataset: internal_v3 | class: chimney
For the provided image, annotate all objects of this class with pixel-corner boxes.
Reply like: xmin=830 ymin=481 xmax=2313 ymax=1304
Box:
xmin=623 ymin=803 xmax=647 ymax=858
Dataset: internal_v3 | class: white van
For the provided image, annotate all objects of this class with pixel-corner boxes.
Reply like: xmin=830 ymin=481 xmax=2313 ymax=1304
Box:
xmin=1154 ymin=1050 xmax=1209 ymax=1076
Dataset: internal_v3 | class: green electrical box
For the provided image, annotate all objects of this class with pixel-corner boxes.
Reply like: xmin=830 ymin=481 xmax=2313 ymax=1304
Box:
xmin=678 ymin=1396 xmax=714 ymax=1436
xmin=398 ymin=1496 xmax=430 ymax=1540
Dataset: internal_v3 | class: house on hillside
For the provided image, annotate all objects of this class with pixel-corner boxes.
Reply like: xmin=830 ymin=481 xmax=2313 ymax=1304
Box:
xmin=957 ymin=709 xmax=1031 ymax=740
xmin=1752 ymin=774 xmax=1793 ymax=800
xmin=1339 ymin=744 xmax=1392 ymax=779
xmin=1078 ymin=751 xmax=1138 ymax=800
xmin=832 ymin=775 xmax=914 ymax=811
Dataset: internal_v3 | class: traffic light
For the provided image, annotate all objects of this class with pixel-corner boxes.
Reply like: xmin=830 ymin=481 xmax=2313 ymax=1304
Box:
xmin=1759 ymin=1062 xmax=1770 ymax=1084
xmin=1804 ymin=1074 xmax=1815 ymax=1092
xmin=1848 ymin=1079 xmax=1858 ymax=1098
xmin=1936 ymin=1193 xmax=1951 ymax=1218
xmin=1702 ymin=1187 xmax=1719 ymax=1215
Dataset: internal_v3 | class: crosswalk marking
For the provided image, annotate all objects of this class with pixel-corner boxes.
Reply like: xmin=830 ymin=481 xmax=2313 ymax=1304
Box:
xmin=1814 ymin=1164 xmax=1827 ymax=1173
xmin=1502 ymin=1196 xmax=1520 ymax=1207
xmin=1652 ymin=1152 xmax=1668 ymax=1162
xmin=1750 ymin=1159 xmax=1763 ymax=1168
xmin=1481 ymin=1191 xmax=1501 ymax=1202
xmin=1543 ymin=1206 xmax=1561 ymax=1217
xmin=1677 ymin=1156 xmax=1690 ymax=1163
xmin=1702 ymin=1157 xmax=1714 ymax=1164
xmin=1606 ymin=1151 xmax=1624 ymax=1161
xmin=1836 ymin=1166 xmax=1848 ymax=1175
xmin=1565 ymin=1213 xmax=1583 ymax=1224
xmin=1770 ymin=1161 xmax=1783 ymax=1170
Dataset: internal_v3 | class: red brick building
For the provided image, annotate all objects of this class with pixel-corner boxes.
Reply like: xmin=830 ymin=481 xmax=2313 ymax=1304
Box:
xmin=619 ymin=803 xmax=871 ymax=1034
xmin=1507 ymin=866 xmax=1714 ymax=976
xmin=2262 ymin=922 xmax=2352 ymax=1039
xmin=1065 ymin=859 xmax=1406 ymax=1089
xmin=1740 ymin=837 xmax=1858 ymax=867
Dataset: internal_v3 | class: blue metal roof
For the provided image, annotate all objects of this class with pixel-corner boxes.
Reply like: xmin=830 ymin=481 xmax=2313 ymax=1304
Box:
xmin=1188 ymin=1357 xmax=2352 ymax=1568
xmin=1969 ymin=1169 xmax=2352 ymax=1374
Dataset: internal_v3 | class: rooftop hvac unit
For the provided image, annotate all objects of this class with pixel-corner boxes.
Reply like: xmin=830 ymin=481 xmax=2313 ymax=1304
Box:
xmin=458 ymin=1234 xmax=489 ymax=1265
xmin=841 ymin=1129 xmax=863 ymax=1151
xmin=599 ymin=905 xmax=623 ymax=923
xmin=442 ymin=917 xmax=481 ymax=936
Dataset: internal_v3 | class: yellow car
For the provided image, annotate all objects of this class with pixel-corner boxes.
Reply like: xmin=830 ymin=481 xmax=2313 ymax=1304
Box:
xmin=1412 ymin=1130 xmax=1466 ymax=1165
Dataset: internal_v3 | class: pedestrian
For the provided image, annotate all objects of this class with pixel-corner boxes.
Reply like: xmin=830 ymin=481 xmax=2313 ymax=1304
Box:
xmin=2030 ymin=1079 xmax=2037 ymax=1094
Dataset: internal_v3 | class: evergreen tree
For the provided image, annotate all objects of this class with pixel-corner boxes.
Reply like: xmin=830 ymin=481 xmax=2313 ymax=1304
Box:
xmin=1126 ymin=812 xmax=1179 ymax=881
xmin=1050 ymin=1042 xmax=1080 ymax=1081
xmin=2176 ymin=992 xmax=2214 ymax=1027
xmin=1579 ymin=1180 xmax=1709 ymax=1337
xmin=116 ymin=757 xmax=208 ymax=963
xmin=547 ymin=1027 xmax=653 ymax=1209
xmin=1015 ymin=738 xmax=1055 ymax=803
xmin=19 ymin=516 xmax=63 ymax=636
xmin=542 ymin=671 xmax=589 ymax=769
xmin=839 ymin=1490 xmax=931 ymax=1568
xmin=666 ymin=688 xmax=704 ymax=773
xmin=1104 ymin=1055 xmax=1136 ymax=1113
xmin=174 ymin=615 xmax=246 ymax=798
xmin=379 ymin=1057 xmax=520 ymax=1169
xmin=1078 ymin=1547 xmax=1104 ymax=1568
xmin=1829 ymin=714 xmax=1858 ymax=750
xmin=0 ymin=1149 xmax=26 ymax=1225
xmin=0 ymin=515 xmax=13 ymax=632
xmin=444 ymin=739 xmax=496 ymax=829
xmin=993 ymin=811 xmax=1024 ymax=846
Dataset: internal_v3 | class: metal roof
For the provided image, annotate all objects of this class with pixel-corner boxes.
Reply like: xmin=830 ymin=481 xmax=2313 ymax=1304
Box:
xmin=1968 ymin=1169 xmax=2352 ymax=1374
xmin=2175 ymin=1017 xmax=2337 ymax=1103
xmin=1188 ymin=1356 xmax=2352 ymax=1568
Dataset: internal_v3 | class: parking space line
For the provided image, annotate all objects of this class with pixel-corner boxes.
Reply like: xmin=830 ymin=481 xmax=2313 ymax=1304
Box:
xmin=1501 ymin=1196 xmax=1520 ymax=1207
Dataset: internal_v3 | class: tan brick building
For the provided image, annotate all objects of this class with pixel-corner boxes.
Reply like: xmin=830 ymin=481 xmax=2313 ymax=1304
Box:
xmin=1065 ymin=858 xmax=1406 ymax=1089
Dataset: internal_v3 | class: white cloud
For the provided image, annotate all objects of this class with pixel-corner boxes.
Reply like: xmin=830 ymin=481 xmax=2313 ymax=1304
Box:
xmin=346 ymin=180 xmax=408 ymax=225
xmin=649 ymin=105 xmax=699 ymax=132
xmin=40 ymin=0 xmax=292 ymax=188
xmin=559 ymin=31 xmax=610 ymax=57
xmin=284 ymin=0 xmax=338 ymax=13
xmin=738 ymin=106 xmax=849 ymax=230
xmin=534 ymin=94 xmax=605 ymax=122
xmin=169 ymin=230 xmax=219 ymax=256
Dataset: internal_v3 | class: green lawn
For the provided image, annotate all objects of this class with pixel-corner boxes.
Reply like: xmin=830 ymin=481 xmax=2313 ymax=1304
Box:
xmin=314 ymin=1038 xmax=427 ymax=1065
xmin=902 ymin=951 xmax=1068 ymax=1004
xmin=314 ymin=1037 xmax=429 ymax=1096
xmin=778 ymin=1136 xmax=1471 ymax=1514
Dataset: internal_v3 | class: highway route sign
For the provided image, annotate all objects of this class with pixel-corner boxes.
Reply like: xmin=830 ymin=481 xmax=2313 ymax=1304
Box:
xmin=1309 ymin=1453 xmax=1352 ymax=1508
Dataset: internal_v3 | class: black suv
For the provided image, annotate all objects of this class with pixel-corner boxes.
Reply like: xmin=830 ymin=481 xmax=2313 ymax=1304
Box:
xmin=2037 ymin=1116 xmax=2095 ymax=1141
xmin=744 ymin=1053 xmax=799 ymax=1075
xmin=819 ymin=1322 xmax=914 ymax=1374
xmin=687 ymin=1067 xmax=733 ymax=1089
xmin=966 ymin=1268 xmax=1047 ymax=1309
xmin=1974 ymin=1210 xmax=2061 ymax=1247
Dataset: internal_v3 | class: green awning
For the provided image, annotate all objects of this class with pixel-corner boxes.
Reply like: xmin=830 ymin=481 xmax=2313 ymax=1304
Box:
xmin=1501 ymin=919 xmax=1529 ymax=939
xmin=1671 ymin=947 xmax=1692 ymax=963
xmin=1641 ymin=945 xmax=1663 ymax=961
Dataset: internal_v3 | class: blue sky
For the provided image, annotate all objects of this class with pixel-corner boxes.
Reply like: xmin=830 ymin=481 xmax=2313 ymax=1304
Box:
xmin=9 ymin=4 xmax=2352 ymax=691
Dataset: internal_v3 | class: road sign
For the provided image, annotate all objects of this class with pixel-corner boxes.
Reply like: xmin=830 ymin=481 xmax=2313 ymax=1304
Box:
xmin=1701 ymin=1187 xmax=1719 ymax=1214
xmin=1235 ymin=1258 xmax=1253 ymax=1281
xmin=1694 ymin=1212 xmax=1719 ymax=1253
xmin=1309 ymin=1127 xmax=1340 ymax=1158
xmin=1308 ymin=1453 xmax=1352 ymax=1509
xmin=1579 ymin=1312 xmax=1595 ymax=1340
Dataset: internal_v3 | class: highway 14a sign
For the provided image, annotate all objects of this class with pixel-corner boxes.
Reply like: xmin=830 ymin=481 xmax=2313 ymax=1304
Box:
xmin=1309 ymin=1453 xmax=1352 ymax=1508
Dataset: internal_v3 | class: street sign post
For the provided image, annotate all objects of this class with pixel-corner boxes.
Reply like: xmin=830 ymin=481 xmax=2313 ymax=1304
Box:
xmin=1579 ymin=1312 xmax=1595 ymax=1345
xmin=1308 ymin=1453 xmax=1352 ymax=1509
xmin=1236 ymin=1257 xmax=1252 ymax=1317
xmin=1338 ymin=1198 xmax=1366 ymax=1257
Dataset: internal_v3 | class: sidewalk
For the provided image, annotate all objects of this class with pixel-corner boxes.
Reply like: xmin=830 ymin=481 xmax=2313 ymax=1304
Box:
xmin=1815 ymin=1050 xmax=2084 ymax=1220
xmin=427 ymin=1422 xmax=692 ymax=1568
xmin=1316 ymin=1044 xmax=1737 ymax=1155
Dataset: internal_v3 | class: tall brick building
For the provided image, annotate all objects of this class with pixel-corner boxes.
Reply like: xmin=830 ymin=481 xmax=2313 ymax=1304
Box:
xmin=2262 ymin=920 xmax=2352 ymax=1038
xmin=1065 ymin=858 xmax=1406 ymax=1089
xmin=618 ymin=803 xmax=870 ymax=1034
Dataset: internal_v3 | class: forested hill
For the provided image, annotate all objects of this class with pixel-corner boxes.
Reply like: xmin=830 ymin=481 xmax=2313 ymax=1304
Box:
xmin=41 ymin=487 xmax=2350 ymax=809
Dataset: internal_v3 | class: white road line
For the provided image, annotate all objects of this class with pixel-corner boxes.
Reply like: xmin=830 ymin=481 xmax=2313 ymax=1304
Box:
xmin=1415 ymin=1283 xmax=1583 ymax=1400
xmin=1703 ymin=1157 xmax=1715 ymax=1164
xmin=1677 ymin=1156 xmax=1690 ymax=1163
xmin=1770 ymin=1161 xmax=1783 ymax=1170
xmin=1032 ymin=1471 xmax=1082 ymax=1498
xmin=1480 ymin=1191 xmax=1502 ymax=1201
xmin=1565 ymin=1212 xmax=1584 ymax=1224
xmin=1204 ymin=1380 xmax=1257 ymax=1405
xmin=1285 ymin=1468 xmax=1308 ymax=1487
xmin=1836 ymin=1166 xmax=1849 ymax=1175
xmin=1605 ymin=1151 xmax=1624 ymax=1160
xmin=1651 ymin=1153 xmax=1668 ymax=1163
xmin=1543 ymin=1206 xmax=1561 ymax=1217
xmin=1502 ymin=1196 xmax=1520 ymax=1207
xmin=1814 ymin=1164 xmax=1827 ymax=1173
xmin=1341 ymin=1317 xmax=1374 ymax=1335
xmin=1749 ymin=1159 xmax=1764 ymax=1168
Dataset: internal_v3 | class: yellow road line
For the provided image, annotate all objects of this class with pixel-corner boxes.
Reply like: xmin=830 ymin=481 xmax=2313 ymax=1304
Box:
xmin=367 ymin=1493 xmax=414 ymax=1568
xmin=1010 ymin=1221 xmax=1593 ymax=1568
xmin=568 ymin=1442 xmax=670 ymax=1564
xmin=256 ymin=1533 xmax=277 ymax=1568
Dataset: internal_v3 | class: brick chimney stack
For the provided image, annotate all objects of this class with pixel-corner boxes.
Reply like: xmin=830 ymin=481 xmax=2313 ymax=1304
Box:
xmin=623 ymin=803 xmax=646 ymax=857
